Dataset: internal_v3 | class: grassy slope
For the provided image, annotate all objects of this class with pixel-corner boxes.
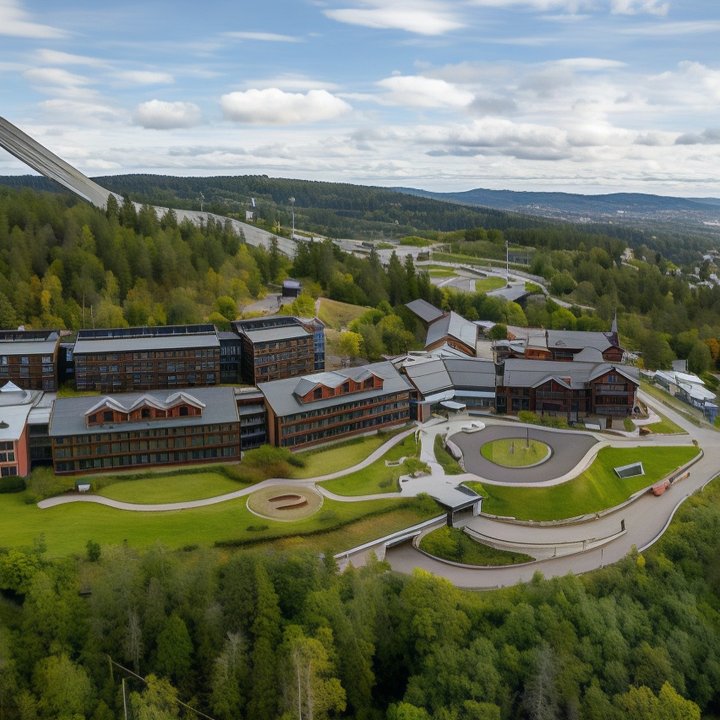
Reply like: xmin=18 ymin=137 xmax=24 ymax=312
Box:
xmin=293 ymin=432 xmax=400 ymax=479
xmin=317 ymin=297 xmax=368 ymax=330
xmin=319 ymin=435 xmax=417 ymax=496
xmin=475 ymin=276 xmax=507 ymax=293
xmin=0 ymin=490 xmax=428 ymax=557
xmin=419 ymin=526 xmax=533 ymax=566
xmin=99 ymin=472 xmax=245 ymax=503
xmin=468 ymin=445 xmax=699 ymax=521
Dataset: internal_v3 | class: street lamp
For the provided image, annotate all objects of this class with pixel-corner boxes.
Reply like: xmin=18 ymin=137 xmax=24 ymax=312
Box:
xmin=289 ymin=196 xmax=295 ymax=240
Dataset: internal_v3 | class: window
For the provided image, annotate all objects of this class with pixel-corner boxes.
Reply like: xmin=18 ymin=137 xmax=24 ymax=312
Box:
xmin=313 ymin=387 xmax=323 ymax=400
xmin=179 ymin=406 xmax=189 ymax=417
xmin=141 ymin=408 xmax=151 ymax=419
xmin=103 ymin=410 xmax=113 ymax=422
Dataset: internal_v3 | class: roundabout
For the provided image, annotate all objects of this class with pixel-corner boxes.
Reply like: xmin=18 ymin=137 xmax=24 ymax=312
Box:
xmin=450 ymin=424 xmax=598 ymax=484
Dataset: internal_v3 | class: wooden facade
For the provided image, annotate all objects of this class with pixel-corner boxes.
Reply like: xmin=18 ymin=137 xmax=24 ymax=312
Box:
xmin=0 ymin=331 xmax=59 ymax=392
xmin=240 ymin=331 xmax=315 ymax=384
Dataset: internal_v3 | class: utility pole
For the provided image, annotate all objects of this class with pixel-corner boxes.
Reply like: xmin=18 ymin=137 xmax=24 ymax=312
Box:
xmin=289 ymin=196 xmax=295 ymax=240
xmin=506 ymin=238 xmax=510 ymax=287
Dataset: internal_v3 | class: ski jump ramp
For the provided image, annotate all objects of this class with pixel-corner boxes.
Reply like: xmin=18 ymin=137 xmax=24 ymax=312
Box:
xmin=0 ymin=116 xmax=114 ymax=209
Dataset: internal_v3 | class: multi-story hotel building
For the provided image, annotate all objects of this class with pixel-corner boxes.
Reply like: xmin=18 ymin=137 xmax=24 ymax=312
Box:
xmin=0 ymin=330 xmax=60 ymax=391
xmin=259 ymin=361 xmax=411 ymax=450
xmin=49 ymin=386 xmax=240 ymax=474
xmin=234 ymin=316 xmax=325 ymax=385
xmin=73 ymin=324 xmax=221 ymax=392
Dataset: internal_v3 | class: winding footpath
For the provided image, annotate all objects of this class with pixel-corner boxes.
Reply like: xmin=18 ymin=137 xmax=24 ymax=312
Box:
xmin=38 ymin=391 xmax=718 ymax=590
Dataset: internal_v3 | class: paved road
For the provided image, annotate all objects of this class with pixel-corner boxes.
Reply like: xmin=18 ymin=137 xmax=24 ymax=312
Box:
xmin=451 ymin=425 xmax=598 ymax=484
xmin=385 ymin=392 xmax=716 ymax=588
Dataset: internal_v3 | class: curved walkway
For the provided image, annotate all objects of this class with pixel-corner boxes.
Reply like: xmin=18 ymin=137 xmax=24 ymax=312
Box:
xmin=38 ymin=427 xmax=417 ymax=512
xmin=386 ymin=392 xmax=719 ymax=588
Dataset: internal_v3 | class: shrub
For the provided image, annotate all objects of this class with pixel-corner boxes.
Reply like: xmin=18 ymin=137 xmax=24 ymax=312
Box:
xmin=25 ymin=467 xmax=73 ymax=501
xmin=0 ymin=477 xmax=25 ymax=494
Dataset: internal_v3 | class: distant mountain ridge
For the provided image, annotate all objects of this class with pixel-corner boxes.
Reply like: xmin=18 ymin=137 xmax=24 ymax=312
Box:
xmin=394 ymin=186 xmax=720 ymax=224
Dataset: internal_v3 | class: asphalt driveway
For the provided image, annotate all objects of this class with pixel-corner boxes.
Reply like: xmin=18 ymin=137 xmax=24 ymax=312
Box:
xmin=450 ymin=425 xmax=598 ymax=484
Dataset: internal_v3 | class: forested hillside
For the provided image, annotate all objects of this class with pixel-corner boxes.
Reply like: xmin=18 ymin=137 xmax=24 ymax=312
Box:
xmin=1 ymin=478 xmax=719 ymax=719
xmin=1 ymin=174 xmax=712 ymax=265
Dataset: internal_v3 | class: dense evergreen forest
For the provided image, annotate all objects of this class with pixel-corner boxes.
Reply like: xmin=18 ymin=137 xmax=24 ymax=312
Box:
xmin=1 ymin=174 xmax=713 ymax=265
xmin=1 ymin=478 xmax=719 ymax=719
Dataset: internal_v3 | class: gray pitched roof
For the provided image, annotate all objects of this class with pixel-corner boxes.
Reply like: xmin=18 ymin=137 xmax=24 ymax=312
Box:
xmin=501 ymin=360 xmax=638 ymax=389
xmin=49 ymin=386 xmax=239 ymax=437
xmin=403 ymin=359 xmax=453 ymax=396
xmin=546 ymin=330 xmax=614 ymax=351
xmin=242 ymin=326 xmax=310 ymax=344
xmin=426 ymin=311 xmax=477 ymax=350
xmin=74 ymin=333 xmax=219 ymax=354
xmin=406 ymin=299 xmax=445 ymax=324
xmin=259 ymin=361 xmax=411 ymax=418
xmin=444 ymin=358 xmax=496 ymax=389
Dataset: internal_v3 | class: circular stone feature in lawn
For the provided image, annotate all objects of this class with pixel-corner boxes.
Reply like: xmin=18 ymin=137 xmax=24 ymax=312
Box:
xmin=480 ymin=438 xmax=551 ymax=468
xmin=247 ymin=485 xmax=323 ymax=521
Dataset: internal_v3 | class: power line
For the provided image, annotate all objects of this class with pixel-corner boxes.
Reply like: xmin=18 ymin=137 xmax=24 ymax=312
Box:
xmin=107 ymin=656 xmax=218 ymax=720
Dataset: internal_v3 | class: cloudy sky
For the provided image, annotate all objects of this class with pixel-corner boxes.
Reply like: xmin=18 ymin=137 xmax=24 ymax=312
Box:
xmin=1 ymin=0 xmax=719 ymax=195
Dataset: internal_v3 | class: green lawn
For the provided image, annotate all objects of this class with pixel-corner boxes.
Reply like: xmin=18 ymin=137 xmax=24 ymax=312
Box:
xmin=480 ymin=438 xmax=549 ymax=467
xmin=467 ymin=445 xmax=699 ymax=521
xmin=427 ymin=266 xmax=457 ymax=278
xmin=475 ymin=276 xmax=506 ymax=293
xmin=293 ymin=431 xmax=403 ymax=479
xmin=319 ymin=435 xmax=419 ymax=496
xmin=0 ymin=488 xmax=429 ymax=557
xmin=419 ymin=526 xmax=533 ymax=566
xmin=646 ymin=411 xmax=687 ymax=435
xmin=99 ymin=471 xmax=246 ymax=503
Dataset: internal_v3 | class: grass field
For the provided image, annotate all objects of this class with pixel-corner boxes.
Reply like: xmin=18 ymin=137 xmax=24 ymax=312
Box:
xmin=426 ymin=266 xmax=458 ymax=278
xmin=475 ymin=276 xmax=506 ymax=294
xmin=317 ymin=297 xmax=369 ymax=329
xmin=480 ymin=438 xmax=550 ymax=467
xmin=645 ymin=410 xmax=687 ymax=435
xmin=419 ymin=526 xmax=533 ymax=566
xmin=293 ymin=431 xmax=403 ymax=479
xmin=320 ymin=435 xmax=418 ymax=495
xmin=99 ymin=471 xmax=246 ymax=503
xmin=467 ymin=445 xmax=699 ymax=521
xmin=0 ymin=488 xmax=431 ymax=557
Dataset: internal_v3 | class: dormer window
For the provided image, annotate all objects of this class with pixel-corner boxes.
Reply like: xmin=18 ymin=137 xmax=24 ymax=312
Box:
xmin=141 ymin=408 xmax=151 ymax=419
xmin=103 ymin=410 xmax=113 ymax=422
xmin=179 ymin=406 xmax=189 ymax=417
xmin=313 ymin=387 xmax=323 ymax=400
xmin=364 ymin=377 xmax=374 ymax=389
xmin=342 ymin=382 xmax=350 ymax=393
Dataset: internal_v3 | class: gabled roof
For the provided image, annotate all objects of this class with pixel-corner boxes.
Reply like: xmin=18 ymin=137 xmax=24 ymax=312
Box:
xmin=293 ymin=367 xmax=378 ymax=397
xmin=405 ymin=299 xmax=445 ymax=324
xmin=426 ymin=311 xmax=477 ymax=351
xmin=260 ymin=361 xmax=410 ymax=417
xmin=85 ymin=390 xmax=207 ymax=418
xmin=51 ymin=387 xmax=238 ymax=437
xmin=546 ymin=330 xmax=615 ymax=351
xmin=502 ymin=360 xmax=639 ymax=389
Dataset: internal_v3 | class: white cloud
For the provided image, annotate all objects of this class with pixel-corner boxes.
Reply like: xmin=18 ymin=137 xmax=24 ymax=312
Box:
xmin=377 ymin=75 xmax=474 ymax=108
xmin=24 ymin=67 xmax=92 ymax=88
xmin=550 ymin=57 xmax=626 ymax=71
xmin=610 ymin=0 xmax=668 ymax=16
xmin=134 ymin=100 xmax=202 ymax=129
xmin=619 ymin=20 xmax=720 ymax=36
xmin=0 ymin=0 xmax=67 ymax=38
xmin=35 ymin=49 xmax=105 ymax=66
xmin=224 ymin=31 xmax=302 ymax=42
xmin=116 ymin=70 xmax=175 ymax=85
xmin=325 ymin=1 xmax=463 ymax=36
xmin=675 ymin=128 xmax=720 ymax=146
xmin=221 ymin=88 xmax=351 ymax=124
